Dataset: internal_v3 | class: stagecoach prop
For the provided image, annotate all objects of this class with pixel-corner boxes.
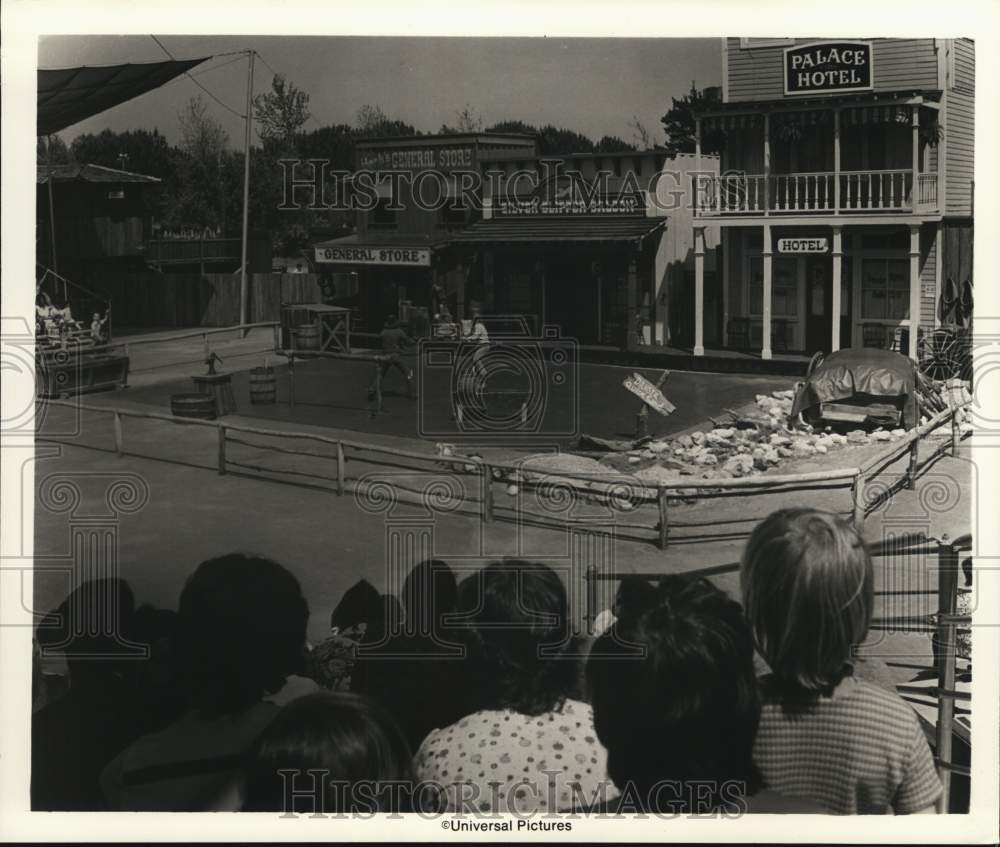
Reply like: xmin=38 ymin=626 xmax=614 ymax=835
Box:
xmin=791 ymin=347 xmax=920 ymax=430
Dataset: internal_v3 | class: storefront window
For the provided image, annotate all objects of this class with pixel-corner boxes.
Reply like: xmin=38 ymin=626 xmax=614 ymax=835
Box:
xmin=369 ymin=199 xmax=397 ymax=229
xmin=748 ymin=256 xmax=797 ymax=317
xmin=861 ymin=258 xmax=909 ymax=320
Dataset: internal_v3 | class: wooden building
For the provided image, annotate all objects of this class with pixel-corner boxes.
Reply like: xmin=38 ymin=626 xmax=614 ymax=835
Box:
xmin=452 ymin=150 xmax=717 ymax=348
xmin=313 ymin=132 xmax=538 ymax=331
xmin=36 ymin=163 xmax=160 ymax=276
xmin=691 ymin=38 xmax=974 ymax=360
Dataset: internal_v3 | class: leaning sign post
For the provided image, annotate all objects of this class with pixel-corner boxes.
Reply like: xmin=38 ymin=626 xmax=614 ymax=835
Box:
xmin=626 ymin=370 xmax=675 ymax=437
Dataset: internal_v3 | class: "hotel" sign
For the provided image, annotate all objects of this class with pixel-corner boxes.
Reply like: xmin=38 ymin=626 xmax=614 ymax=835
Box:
xmin=784 ymin=41 xmax=873 ymax=96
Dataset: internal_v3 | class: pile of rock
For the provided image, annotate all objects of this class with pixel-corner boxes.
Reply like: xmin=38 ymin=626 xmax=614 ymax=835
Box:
xmin=605 ymin=389 xmax=914 ymax=485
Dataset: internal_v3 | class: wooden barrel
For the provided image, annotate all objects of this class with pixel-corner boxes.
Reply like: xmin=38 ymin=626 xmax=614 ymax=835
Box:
xmin=171 ymin=393 xmax=217 ymax=420
xmin=249 ymin=367 xmax=276 ymax=404
xmin=291 ymin=323 xmax=320 ymax=352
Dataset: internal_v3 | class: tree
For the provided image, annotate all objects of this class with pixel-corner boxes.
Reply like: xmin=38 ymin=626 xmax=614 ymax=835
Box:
xmin=37 ymin=135 xmax=74 ymax=166
xmin=627 ymin=116 xmax=656 ymax=150
xmin=660 ymin=83 xmax=725 ymax=157
xmin=170 ymin=96 xmax=230 ymax=231
xmin=355 ymin=104 xmax=419 ymax=138
xmin=440 ymin=105 xmax=483 ymax=134
xmin=537 ymin=125 xmax=594 ymax=155
xmin=253 ymin=74 xmax=311 ymax=152
xmin=71 ymin=128 xmax=176 ymax=179
xmin=594 ymin=135 xmax=636 ymax=153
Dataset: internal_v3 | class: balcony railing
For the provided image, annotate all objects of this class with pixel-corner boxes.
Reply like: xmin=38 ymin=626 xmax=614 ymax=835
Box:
xmin=695 ymin=171 xmax=938 ymax=216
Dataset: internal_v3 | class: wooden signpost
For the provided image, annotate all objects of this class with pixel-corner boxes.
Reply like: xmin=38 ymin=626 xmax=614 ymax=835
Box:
xmin=626 ymin=370 xmax=674 ymax=437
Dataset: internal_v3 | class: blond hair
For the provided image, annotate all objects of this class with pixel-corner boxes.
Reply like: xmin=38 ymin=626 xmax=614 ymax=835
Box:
xmin=740 ymin=508 xmax=873 ymax=694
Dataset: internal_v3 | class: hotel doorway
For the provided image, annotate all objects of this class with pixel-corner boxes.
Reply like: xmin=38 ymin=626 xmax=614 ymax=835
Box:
xmin=805 ymin=256 xmax=852 ymax=354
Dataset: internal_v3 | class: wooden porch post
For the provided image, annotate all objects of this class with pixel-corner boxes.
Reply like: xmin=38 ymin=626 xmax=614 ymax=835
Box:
xmin=831 ymin=226 xmax=843 ymax=351
xmin=694 ymin=226 xmax=705 ymax=356
xmin=763 ymin=113 xmax=771 ymax=215
xmin=762 ymin=223 xmax=773 ymax=360
xmin=911 ymin=104 xmax=920 ymax=209
xmin=909 ymin=224 xmax=921 ymax=360
xmin=833 ymin=109 xmax=841 ymax=213
xmin=694 ymin=118 xmax=702 ymax=217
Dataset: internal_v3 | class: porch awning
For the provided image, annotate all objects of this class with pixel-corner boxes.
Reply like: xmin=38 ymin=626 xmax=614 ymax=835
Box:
xmin=449 ymin=216 xmax=665 ymax=246
xmin=697 ymin=89 xmax=942 ymax=131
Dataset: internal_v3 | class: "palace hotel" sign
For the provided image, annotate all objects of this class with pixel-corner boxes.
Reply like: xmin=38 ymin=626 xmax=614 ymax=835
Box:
xmin=784 ymin=41 xmax=873 ymax=96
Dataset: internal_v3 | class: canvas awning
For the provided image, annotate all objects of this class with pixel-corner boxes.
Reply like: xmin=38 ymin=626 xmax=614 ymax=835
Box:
xmin=449 ymin=216 xmax=665 ymax=246
xmin=38 ymin=58 xmax=208 ymax=136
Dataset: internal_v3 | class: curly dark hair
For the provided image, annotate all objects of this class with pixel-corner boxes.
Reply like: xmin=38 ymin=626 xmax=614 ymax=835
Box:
xmin=587 ymin=575 xmax=762 ymax=812
xmin=455 ymin=560 xmax=577 ymax=716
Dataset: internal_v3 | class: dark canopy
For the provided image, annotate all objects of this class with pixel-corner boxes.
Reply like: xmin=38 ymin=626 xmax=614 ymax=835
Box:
xmin=38 ymin=58 xmax=207 ymax=136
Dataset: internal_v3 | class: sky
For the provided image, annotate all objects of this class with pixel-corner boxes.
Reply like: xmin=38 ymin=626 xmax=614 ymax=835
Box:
xmin=39 ymin=35 xmax=720 ymax=150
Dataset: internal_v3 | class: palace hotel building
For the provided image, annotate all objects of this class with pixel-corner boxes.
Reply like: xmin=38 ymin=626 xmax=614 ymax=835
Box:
xmin=690 ymin=37 xmax=974 ymax=361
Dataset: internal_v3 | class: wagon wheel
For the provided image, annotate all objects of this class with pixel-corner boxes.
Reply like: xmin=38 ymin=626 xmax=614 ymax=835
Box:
xmin=806 ymin=351 xmax=825 ymax=378
xmin=917 ymin=328 xmax=972 ymax=383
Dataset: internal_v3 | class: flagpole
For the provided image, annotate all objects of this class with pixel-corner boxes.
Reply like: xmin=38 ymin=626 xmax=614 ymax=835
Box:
xmin=240 ymin=49 xmax=255 ymax=335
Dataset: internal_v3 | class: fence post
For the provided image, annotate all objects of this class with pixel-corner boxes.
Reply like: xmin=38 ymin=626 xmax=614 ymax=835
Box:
xmin=585 ymin=565 xmax=598 ymax=633
xmin=906 ymin=434 xmax=920 ymax=490
xmin=934 ymin=534 xmax=960 ymax=812
xmin=113 ymin=410 xmax=124 ymax=456
xmin=657 ymin=485 xmax=669 ymax=550
xmin=217 ymin=425 xmax=227 ymax=475
xmin=374 ymin=363 xmax=383 ymax=416
xmin=851 ymin=471 xmax=866 ymax=527
xmin=951 ymin=407 xmax=960 ymax=455
xmin=336 ymin=441 xmax=345 ymax=496
xmin=272 ymin=322 xmax=280 ymax=353
xmin=481 ymin=464 xmax=494 ymax=524
xmin=288 ymin=355 xmax=296 ymax=408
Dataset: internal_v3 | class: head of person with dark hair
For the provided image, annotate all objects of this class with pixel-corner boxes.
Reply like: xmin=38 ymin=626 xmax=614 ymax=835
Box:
xmin=457 ymin=559 xmax=575 ymax=716
xmin=587 ymin=575 xmax=762 ymax=814
xmin=415 ymin=560 xmax=612 ymax=814
xmin=740 ymin=508 xmax=873 ymax=702
xmin=176 ymin=553 xmax=309 ymax=717
xmin=330 ymin=578 xmax=382 ymax=634
xmin=401 ymin=559 xmax=457 ymax=639
xmin=241 ymin=692 xmax=414 ymax=814
xmin=36 ymin=578 xmax=136 ymax=687
xmin=613 ymin=576 xmax=655 ymax=621
xmin=383 ymin=314 xmax=399 ymax=330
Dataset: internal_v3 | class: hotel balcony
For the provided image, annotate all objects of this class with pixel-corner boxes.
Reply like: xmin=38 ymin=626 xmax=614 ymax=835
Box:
xmin=693 ymin=170 xmax=939 ymax=217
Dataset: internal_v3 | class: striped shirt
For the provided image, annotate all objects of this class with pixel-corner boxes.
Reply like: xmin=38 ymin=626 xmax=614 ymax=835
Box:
xmin=754 ymin=675 xmax=942 ymax=814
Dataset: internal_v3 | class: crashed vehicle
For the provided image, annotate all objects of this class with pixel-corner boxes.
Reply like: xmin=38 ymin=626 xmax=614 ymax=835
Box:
xmin=790 ymin=347 xmax=919 ymax=430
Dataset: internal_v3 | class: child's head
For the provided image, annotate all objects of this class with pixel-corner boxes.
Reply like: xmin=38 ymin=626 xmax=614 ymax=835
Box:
xmin=587 ymin=575 xmax=761 ymax=811
xmin=241 ymin=691 xmax=413 ymax=813
xmin=741 ymin=508 xmax=873 ymax=695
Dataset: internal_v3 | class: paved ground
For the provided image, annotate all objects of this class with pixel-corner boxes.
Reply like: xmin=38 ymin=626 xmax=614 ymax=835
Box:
xmin=32 ymin=328 xmax=976 ymax=694
xmin=115 ymin=328 xmax=796 ymax=446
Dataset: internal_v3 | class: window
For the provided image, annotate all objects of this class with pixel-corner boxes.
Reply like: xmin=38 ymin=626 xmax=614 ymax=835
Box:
xmin=739 ymin=38 xmax=795 ymax=49
xmin=369 ymin=198 xmax=397 ymax=229
xmin=861 ymin=258 xmax=909 ymax=320
xmin=748 ymin=256 xmax=798 ymax=317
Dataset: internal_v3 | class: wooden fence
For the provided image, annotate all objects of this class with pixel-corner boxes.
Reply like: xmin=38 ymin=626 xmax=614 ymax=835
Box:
xmin=78 ymin=271 xmax=320 ymax=329
xmin=36 ymin=395 xmax=969 ymax=551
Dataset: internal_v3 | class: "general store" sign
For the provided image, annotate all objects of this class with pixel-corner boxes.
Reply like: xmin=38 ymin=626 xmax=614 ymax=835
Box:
xmin=784 ymin=41 xmax=873 ymax=96
xmin=315 ymin=245 xmax=431 ymax=266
